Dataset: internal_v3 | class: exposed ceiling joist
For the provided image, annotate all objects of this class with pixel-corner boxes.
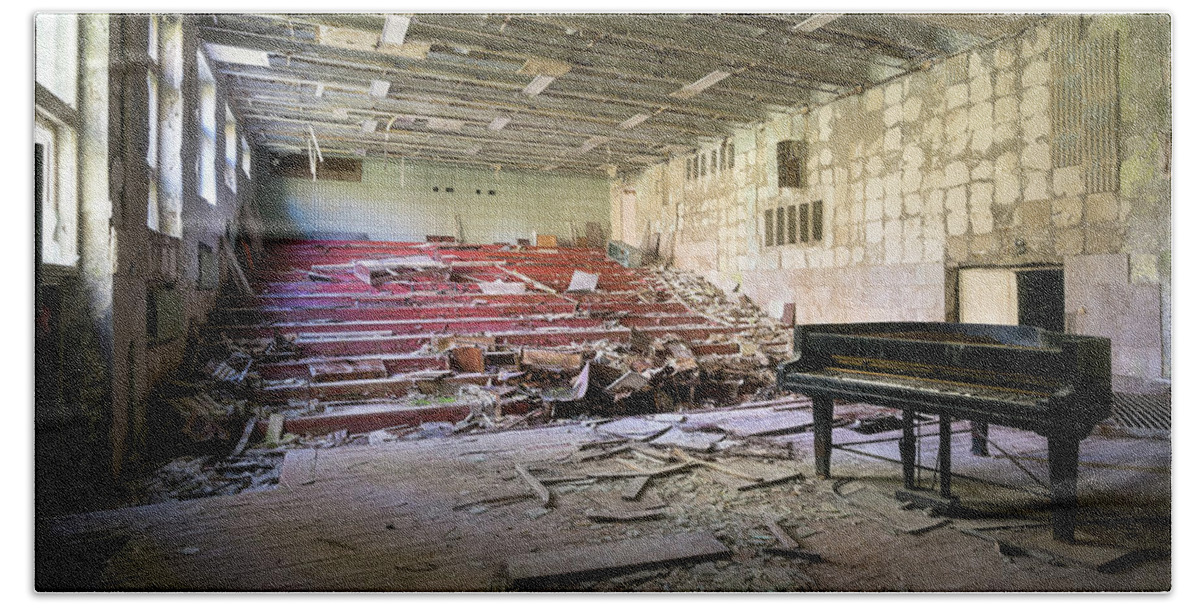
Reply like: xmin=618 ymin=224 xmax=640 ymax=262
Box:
xmin=201 ymin=13 xmax=1046 ymax=176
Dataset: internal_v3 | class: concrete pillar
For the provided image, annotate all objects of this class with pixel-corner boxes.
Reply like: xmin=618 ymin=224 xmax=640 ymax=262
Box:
xmin=78 ymin=14 xmax=118 ymax=473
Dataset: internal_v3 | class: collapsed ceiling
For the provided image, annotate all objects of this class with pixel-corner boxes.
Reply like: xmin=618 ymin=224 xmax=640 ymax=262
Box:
xmin=199 ymin=13 xmax=1045 ymax=176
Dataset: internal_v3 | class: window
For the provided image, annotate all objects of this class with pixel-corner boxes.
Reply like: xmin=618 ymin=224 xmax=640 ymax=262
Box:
xmin=197 ymin=49 xmax=217 ymax=204
xmin=764 ymin=201 xmax=823 ymax=247
xmin=725 ymin=139 xmax=735 ymax=169
xmin=811 ymin=200 xmax=824 ymax=241
xmin=146 ymin=67 xmax=160 ymax=230
xmin=240 ymin=136 xmax=251 ymax=177
xmin=35 ymin=13 xmax=80 ymax=267
xmin=154 ymin=15 xmax=184 ymax=236
xmin=224 ymin=104 xmax=237 ymax=193
xmin=35 ymin=14 xmax=78 ymax=108
xmin=777 ymin=140 xmax=807 ymax=188
xmin=711 ymin=149 xmax=718 ymax=174
xmin=699 ymin=152 xmax=706 ymax=177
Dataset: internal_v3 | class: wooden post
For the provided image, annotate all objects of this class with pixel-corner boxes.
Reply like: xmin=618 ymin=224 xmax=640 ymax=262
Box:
xmin=938 ymin=414 xmax=953 ymax=499
xmin=812 ymin=394 xmax=834 ymax=479
xmin=901 ymin=409 xmax=916 ymax=489
xmin=1048 ymin=435 xmax=1080 ymax=542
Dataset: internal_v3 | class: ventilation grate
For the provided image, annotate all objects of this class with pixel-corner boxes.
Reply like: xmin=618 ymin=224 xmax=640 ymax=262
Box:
xmin=1107 ymin=391 xmax=1171 ymax=432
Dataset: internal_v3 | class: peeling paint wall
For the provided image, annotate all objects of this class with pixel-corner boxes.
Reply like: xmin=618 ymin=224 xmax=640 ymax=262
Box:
xmin=616 ymin=15 xmax=1170 ymax=380
xmin=257 ymin=159 xmax=611 ymax=245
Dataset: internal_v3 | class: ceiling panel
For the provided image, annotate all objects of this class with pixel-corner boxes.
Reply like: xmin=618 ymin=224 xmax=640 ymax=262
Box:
xmin=199 ymin=12 xmax=1045 ymax=176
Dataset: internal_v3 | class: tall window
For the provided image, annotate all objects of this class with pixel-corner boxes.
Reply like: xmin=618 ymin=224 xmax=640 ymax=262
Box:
xmin=146 ymin=16 xmax=160 ymax=230
xmin=35 ymin=14 xmax=78 ymax=108
xmin=157 ymin=15 xmax=184 ymax=236
xmin=240 ymin=135 xmax=251 ymax=177
xmin=35 ymin=14 xmax=80 ymax=267
xmin=224 ymin=104 xmax=237 ymax=193
xmin=197 ymin=49 xmax=217 ymax=204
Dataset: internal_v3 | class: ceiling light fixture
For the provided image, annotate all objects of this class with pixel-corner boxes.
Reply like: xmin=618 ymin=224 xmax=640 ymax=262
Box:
xmin=617 ymin=113 xmax=651 ymax=130
xmin=792 ymin=14 xmax=842 ymax=32
xmin=314 ymin=82 xmax=325 ymax=97
xmin=578 ymin=136 xmax=610 ymax=153
xmin=369 ymin=79 xmax=391 ymax=98
xmin=203 ymin=43 xmax=271 ymax=67
xmin=522 ymin=75 xmax=555 ymax=97
xmin=488 ymin=116 xmax=511 ymax=131
xmin=361 ymin=119 xmax=378 ymax=133
xmin=669 ymin=70 xmax=731 ymax=99
xmin=380 ymin=15 xmax=411 ymax=47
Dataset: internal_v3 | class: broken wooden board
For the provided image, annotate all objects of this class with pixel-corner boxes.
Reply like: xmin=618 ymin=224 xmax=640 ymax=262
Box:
xmin=308 ymin=359 xmax=388 ymax=383
xmin=595 ymin=418 xmax=672 ymax=441
xmin=604 ymin=370 xmax=650 ymax=394
xmin=514 ymin=464 xmax=552 ymax=508
xmin=839 ymin=485 xmax=950 ymax=535
xmin=265 ymin=413 xmax=285 ymax=444
xmin=648 ymin=427 xmax=724 ymax=452
xmin=566 ymin=270 xmax=600 ymax=292
xmin=622 ymin=476 xmax=651 ymax=501
xmin=477 ymin=280 xmax=527 ymax=295
xmin=506 ymin=532 xmax=730 ymax=589
xmin=738 ymin=470 xmax=806 ymax=491
xmin=521 ymin=348 xmax=584 ymax=371
xmin=586 ymin=509 xmax=666 ymax=523
xmin=703 ymin=409 xmax=815 ymax=437
xmin=449 ymin=346 xmax=485 ymax=373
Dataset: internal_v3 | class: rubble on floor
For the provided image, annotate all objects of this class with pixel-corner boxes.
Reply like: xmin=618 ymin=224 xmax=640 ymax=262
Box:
xmin=126 ymin=449 xmax=285 ymax=505
xmin=125 ymin=239 xmax=801 ymax=506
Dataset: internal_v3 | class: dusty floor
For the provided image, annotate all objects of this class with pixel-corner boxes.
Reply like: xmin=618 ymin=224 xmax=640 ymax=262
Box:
xmin=36 ymin=402 xmax=1171 ymax=592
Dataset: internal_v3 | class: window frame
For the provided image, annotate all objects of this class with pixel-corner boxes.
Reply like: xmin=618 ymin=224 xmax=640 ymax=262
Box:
xmin=196 ymin=48 xmax=217 ymax=205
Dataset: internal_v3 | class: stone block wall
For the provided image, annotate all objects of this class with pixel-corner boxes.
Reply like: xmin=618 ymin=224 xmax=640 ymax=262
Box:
xmin=615 ymin=15 xmax=1170 ymax=380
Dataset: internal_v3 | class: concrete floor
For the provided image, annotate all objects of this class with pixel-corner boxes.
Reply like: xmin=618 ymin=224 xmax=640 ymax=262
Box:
xmin=36 ymin=402 xmax=1171 ymax=592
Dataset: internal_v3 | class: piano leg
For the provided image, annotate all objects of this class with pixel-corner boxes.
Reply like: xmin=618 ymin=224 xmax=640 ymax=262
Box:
xmin=1048 ymin=436 xmax=1081 ymax=543
xmin=901 ymin=409 xmax=916 ymax=490
xmin=812 ymin=394 xmax=834 ymax=479
xmin=938 ymin=414 xmax=953 ymax=499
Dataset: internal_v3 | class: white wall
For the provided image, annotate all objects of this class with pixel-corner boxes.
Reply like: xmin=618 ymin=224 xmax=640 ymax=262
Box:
xmin=257 ymin=158 xmax=611 ymax=244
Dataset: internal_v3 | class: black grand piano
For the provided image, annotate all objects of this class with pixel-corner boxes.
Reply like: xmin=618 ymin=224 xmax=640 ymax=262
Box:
xmin=776 ymin=322 xmax=1111 ymax=542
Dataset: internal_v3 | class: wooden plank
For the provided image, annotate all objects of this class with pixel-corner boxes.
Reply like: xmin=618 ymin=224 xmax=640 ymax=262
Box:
xmin=708 ymin=410 xmax=815 ymax=437
xmin=649 ymin=427 xmax=724 ymax=452
xmin=230 ymin=416 xmax=258 ymax=458
xmin=621 ymin=476 xmax=651 ymax=501
xmin=764 ymin=517 xmax=799 ymax=550
xmin=738 ymin=471 xmax=805 ymax=491
xmin=515 ymin=463 xmax=552 ymax=508
xmin=506 ymin=532 xmax=730 ymax=589
xmin=585 ymin=508 xmax=666 ymax=523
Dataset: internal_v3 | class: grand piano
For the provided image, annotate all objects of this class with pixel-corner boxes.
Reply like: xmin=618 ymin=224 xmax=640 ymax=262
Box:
xmin=776 ymin=322 xmax=1112 ymax=542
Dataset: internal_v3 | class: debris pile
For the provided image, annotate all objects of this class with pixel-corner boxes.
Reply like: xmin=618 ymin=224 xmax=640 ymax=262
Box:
xmin=127 ymin=449 xmax=285 ymax=505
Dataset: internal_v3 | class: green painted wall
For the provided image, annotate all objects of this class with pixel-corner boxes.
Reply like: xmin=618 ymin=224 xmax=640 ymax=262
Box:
xmin=257 ymin=158 xmax=611 ymax=244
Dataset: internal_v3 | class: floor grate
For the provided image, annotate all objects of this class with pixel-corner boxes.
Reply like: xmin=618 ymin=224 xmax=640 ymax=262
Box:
xmin=1108 ymin=391 xmax=1171 ymax=432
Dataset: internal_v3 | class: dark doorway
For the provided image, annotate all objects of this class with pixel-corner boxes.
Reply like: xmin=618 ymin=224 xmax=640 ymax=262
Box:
xmin=1016 ymin=268 xmax=1064 ymax=332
